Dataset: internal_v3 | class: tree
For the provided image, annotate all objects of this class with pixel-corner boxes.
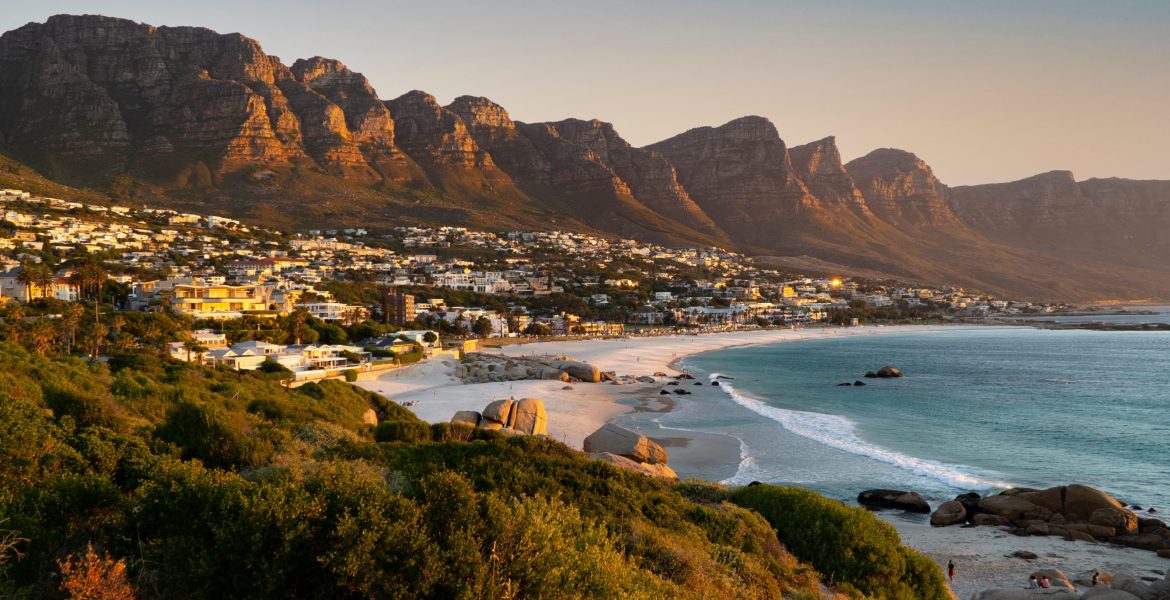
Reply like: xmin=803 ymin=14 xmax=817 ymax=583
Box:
xmin=70 ymin=260 xmax=108 ymax=359
xmin=422 ymin=331 xmax=438 ymax=344
xmin=15 ymin=262 xmax=37 ymax=301
xmin=472 ymin=317 xmax=494 ymax=338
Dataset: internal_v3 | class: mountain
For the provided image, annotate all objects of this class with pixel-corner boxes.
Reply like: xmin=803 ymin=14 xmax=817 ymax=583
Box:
xmin=2 ymin=15 xmax=1169 ymax=302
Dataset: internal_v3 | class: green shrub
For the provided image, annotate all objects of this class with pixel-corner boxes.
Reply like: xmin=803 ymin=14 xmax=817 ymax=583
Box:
xmin=729 ymin=484 xmax=949 ymax=599
xmin=155 ymin=401 xmax=274 ymax=469
xmin=375 ymin=421 xmax=432 ymax=443
xmin=429 ymin=422 xmax=475 ymax=443
xmin=343 ymin=369 xmax=358 ymax=382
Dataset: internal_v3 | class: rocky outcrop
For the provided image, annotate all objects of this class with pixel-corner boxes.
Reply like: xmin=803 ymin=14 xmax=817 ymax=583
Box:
xmin=857 ymin=489 xmax=931 ymax=513
xmin=455 ymin=353 xmax=602 ymax=384
xmin=586 ymin=423 xmax=676 ymax=481
xmin=933 ymin=484 xmax=1170 ymax=556
xmin=931 ymin=500 xmax=967 ymax=526
xmin=453 ymin=398 xmax=547 ymax=436
xmin=863 ymin=365 xmax=904 ymax=378
xmin=845 ymin=148 xmax=956 ymax=227
xmin=584 ymin=423 xmax=668 ymax=465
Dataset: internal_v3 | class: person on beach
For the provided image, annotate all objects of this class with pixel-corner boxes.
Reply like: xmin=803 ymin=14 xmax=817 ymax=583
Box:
xmin=1091 ymin=572 xmax=1099 ymax=586
xmin=1028 ymin=575 xmax=1039 ymax=589
xmin=1039 ymin=575 xmax=1051 ymax=589
xmin=947 ymin=560 xmax=955 ymax=581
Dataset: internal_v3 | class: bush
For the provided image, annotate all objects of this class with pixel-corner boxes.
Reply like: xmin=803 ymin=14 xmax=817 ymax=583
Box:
xmin=729 ymin=484 xmax=949 ymax=599
xmin=343 ymin=369 xmax=358 ymax=382
xmin=375 ymin=421 xmax=432 ymax=443
xmin=155 ymin=401 xmax=274 ymax=469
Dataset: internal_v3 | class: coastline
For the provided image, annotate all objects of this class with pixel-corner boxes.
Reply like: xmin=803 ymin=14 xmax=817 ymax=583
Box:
xmin=357 ymin=325 xmax=1170 ymax=596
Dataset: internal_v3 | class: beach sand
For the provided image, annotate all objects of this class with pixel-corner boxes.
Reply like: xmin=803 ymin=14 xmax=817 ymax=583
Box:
xmin=357 ymin=325 xmax=1170 ymax=598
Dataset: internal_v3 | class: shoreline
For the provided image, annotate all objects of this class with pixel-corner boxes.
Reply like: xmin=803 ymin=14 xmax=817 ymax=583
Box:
xmin=357 ymin=324 xmax=1170 ymax=595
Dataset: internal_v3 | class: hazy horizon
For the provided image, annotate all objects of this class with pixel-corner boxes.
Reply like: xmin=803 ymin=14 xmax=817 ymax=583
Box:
xmin=3 ymin=0 xmax=1167 ymax=185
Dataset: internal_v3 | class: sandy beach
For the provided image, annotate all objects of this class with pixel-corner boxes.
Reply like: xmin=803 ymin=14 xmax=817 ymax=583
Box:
xmin=357 ymin=325 xmax=1170 ymax=598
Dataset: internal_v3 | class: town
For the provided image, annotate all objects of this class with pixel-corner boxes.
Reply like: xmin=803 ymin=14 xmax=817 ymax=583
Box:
xmin=0 ymin=187 xmax=1060 ymax=381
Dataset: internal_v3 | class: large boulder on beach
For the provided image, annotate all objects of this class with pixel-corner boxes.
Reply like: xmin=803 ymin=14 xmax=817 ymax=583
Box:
xmin=980 ymin=494 xmax=1052 ymax=522
xmin=478 ymin=420 xmax=503 ymax=431
xmin=590 ymin=452 xmax=678 ymax=481
xmin=1030 ymin=569 xmax=1075 ymax=591
xmin=1112 ymin=575 xmax=1170 ymax=600
xmin=451 ymin=411 xmax=481 ymax=427
xmin=1090 ymin=507 xmax=1140 ymax=535
xmin=1020 ymin=486 xmax=1067 ymax=515
xmin=1064 ymin=484 xmax=1125 ymax=521
xmin=971 ymin=589 xmax=1078 ymax=600
xmin=481 ymin=399 xmax=514 ymax=425
xmin=558 ymin=361 xmax=601 ymax=383
xmin=583 ymin=423 xmax=668 ymax=465
xmin=857 ymin=489 xmax=931 ymax=513
xmin=507 ymin=398 xmax=548 ymax=436
xmin=931 ymin=501 xmax=967 ymax=526
xmin=1072 ymin=569 xmax=1114 ymax=587
xmin=974 ymin=513 xmax=1012 ymax=527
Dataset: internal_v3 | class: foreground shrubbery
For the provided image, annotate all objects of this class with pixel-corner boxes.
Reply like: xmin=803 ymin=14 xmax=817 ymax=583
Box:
xmin=0 ymin=343 xmax=944 ymax=599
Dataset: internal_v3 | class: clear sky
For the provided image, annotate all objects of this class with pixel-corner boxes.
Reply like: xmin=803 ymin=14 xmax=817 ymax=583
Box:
xmin=4 ymin=1 xmax=1168 ymax=185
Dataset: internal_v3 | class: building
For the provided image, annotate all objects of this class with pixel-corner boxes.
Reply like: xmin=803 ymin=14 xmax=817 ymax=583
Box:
xmin=300 ymin=301 xmax=370 ymax=324
xmin=382 ymin=289 xmax=416 ymax=326
xmin=162 ymin=281 xmax=274 ymax=319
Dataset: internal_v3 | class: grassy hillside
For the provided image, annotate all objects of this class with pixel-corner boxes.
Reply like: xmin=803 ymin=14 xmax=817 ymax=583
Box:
xmin=0 ymin=342 xmax=950 ymax=599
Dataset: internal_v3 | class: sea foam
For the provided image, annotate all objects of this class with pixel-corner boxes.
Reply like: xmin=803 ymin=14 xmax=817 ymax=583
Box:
xmin=709 ymin=373 xmax=1011 ymax=490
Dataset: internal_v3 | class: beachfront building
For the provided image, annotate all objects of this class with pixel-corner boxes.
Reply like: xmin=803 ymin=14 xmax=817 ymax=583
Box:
xmin=299 ymin=301 xmax=370 ymax=324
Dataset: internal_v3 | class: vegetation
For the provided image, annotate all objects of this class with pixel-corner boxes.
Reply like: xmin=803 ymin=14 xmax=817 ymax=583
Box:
xmin=0 ymin=342 xmax=947 ymax=598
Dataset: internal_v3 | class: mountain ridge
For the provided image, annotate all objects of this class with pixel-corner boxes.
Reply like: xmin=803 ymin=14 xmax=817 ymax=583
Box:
xmin=2 ymin=14 xmax=1169 ymax=302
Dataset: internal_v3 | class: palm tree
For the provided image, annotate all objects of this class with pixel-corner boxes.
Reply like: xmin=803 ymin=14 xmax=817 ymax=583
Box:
xmin=31 ymin=265 xmax=54 ymax=300
xmin=60 ymin=303 xmax=84 ymax=354
xmin=28 ymin=320 xmax=55 ymax=356
xmin=70 ymin=260 xmax=107 ymax=359
xmin=15 ymin=262 xmax=36 ymax=301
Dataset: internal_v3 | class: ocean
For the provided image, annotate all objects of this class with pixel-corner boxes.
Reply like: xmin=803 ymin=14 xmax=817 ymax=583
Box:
xmin=663 ymin=326 xmax=1170 ymax=509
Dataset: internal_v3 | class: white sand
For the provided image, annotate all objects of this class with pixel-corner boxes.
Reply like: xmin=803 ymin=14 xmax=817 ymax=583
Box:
xmin=357 ymin=325 xmax=1170 ymax=596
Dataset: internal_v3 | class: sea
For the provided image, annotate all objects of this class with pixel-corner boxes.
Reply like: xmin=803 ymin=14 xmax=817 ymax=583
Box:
xmin=661 ymin=323 xmax=1170 ymax=510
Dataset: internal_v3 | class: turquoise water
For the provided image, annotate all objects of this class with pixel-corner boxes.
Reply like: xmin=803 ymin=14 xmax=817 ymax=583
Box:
xmin=668 ymin=327 xmax=1170 ymax=508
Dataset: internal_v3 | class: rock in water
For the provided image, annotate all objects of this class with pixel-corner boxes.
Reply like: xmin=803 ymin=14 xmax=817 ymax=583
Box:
xmin=931 ymin=500 xmax=967 ymax=527
xmin=584 ymin=423 xmax=668 ymax=465
xmin=876 ymin=365 xmax=903 ymax=377
xmin=857 ymin=489 xmax=931 ymax=513
xmin=507 ymin=398 xmax=547 ymax=436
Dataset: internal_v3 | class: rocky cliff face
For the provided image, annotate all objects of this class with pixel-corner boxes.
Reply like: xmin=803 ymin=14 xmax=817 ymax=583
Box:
xmin=3 ymin=15 xmax=1170 ymax=301
xmin=845 ymin=148 xmax=956 ymax=226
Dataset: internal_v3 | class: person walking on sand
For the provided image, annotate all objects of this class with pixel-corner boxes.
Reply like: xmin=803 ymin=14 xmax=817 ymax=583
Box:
xmin=947 ymin=560 xmax=955 ymax=582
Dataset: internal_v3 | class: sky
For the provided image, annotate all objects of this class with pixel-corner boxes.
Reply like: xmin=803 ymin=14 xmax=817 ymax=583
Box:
xmin=3 ymin=0 xmax=1168 ymax=185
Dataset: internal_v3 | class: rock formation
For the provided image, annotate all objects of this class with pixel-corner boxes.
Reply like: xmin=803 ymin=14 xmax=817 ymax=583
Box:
xmin=929 ymin=485 xmax=1170 ymax=555
xmin=450 ymin=397 xmax=547 ymax=436
xmin=584 ymin=422 xmax=676 ymax=480
xmin=856 ymin=489 xmax=931 ymax=513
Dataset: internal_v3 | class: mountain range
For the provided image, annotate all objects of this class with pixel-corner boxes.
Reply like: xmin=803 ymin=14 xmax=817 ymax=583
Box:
xmin=2 ymin=14 xmax=1169 ymax=302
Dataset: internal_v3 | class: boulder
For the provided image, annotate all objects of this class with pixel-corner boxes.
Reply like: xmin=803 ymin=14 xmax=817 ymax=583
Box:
xmin=635 ymin=376 xmax=655 ymax=383
xmin=590 ymin=452 xmax=678 ymax=481
xmin=362 ymin=408 xmax=379 ymax=426
xmin=856 ymin=489 xmax=931 ymax=514
xmin=1072 ymin=569 xmax=1113 ymax=587
xmin=583 ymin=423 xmax=668 ymax=465
xmin=507 ymin=367 xmax=528 ymax=380
xmin=1064 ymin=522 xmax=1117 ymax=539
xmin=1159 ymin=549 xmax=1170 ymax=559
xmin=980 ymin=494 xmax=1051 ymax=522
xmin=481 ymin=399 xmax=514 ymax=424
xmin=507 ymin=398 xmax=548 ymax=436
xmin=1065 ymin=484 xmax=1124 ymax=521
xmin=1021 ymin=486 xmax=1066 ymax=515
xmin=1008 ymin=550 xmax=1038 ymax=560
xmin=1112 ymin=533 xmax=1169 ymax=551
xmin=975 ymin=514 xmax=1013 ymax=527
xmin=853 ymin=380 xmax=866 ymax=386
xmin=863 ymin=371 xmax=878 ymax=378
xmin=450 ymin=410 xmax=481 ymax=427
xmin=955 ymin=492 xmax=984 ymax=517
xmin=876 ymin=365 xmax=903 ymax=377
xmin=1090 ymin=507 xmax=1140 ymax=535
xmin=931 ymin=501 xmax=967 ymax=527
xmin=1113 ymin=575 xmax=1167 ymax=600
xmin=477 ymin=420 xmax=503 ymax=431
xmin=970 ymin=589 xmax=1077 ymax=600
xmin=1081 ymin=590 xmax=1143 ymax=600
xmin=1030 ymin=569 xmax=1075 ymax=591
xmin=1065 ymin=529 xmax=1097 ymax=543
xmin=560 ymin=361 xmax=601 ymax=383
